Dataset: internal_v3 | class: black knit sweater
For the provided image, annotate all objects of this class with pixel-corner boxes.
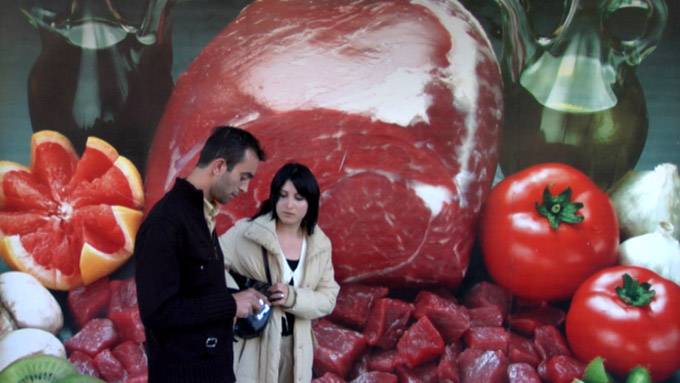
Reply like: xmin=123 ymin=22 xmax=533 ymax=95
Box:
xmin=134 ymin=178 xmax=237 ymax=383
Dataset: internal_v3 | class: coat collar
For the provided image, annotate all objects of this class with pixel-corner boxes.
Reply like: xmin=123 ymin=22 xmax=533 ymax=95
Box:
xmin=173 ymin=177 xmax=205 ymax=210
xmin=243 ymin=213 xmax=330 ymax=259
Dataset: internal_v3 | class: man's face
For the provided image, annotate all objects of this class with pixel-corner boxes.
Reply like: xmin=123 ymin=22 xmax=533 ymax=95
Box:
xmin=210 ymin=149 xmax=260 ymax=204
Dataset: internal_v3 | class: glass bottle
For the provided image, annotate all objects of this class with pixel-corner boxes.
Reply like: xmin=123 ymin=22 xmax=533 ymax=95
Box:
xmin=495 ymin=0 xmax=667 ymax=189
xmin=22 ymin=0 xmax=176 ymax=175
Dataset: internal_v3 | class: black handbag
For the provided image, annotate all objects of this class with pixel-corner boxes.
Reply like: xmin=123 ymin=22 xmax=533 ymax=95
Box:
xmin=232 ymin=246 xmax=273 ymax=339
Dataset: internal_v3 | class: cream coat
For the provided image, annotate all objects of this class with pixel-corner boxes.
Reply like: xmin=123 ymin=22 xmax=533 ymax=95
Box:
xmin=220 ymin=214 xmax=340 ymax=383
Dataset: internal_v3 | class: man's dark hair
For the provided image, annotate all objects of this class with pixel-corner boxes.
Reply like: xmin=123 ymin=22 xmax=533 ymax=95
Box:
xmin=252 ymin=163 xmax=320 ymax=235
xmin=197 ymin=126 xmax=266 ymax=170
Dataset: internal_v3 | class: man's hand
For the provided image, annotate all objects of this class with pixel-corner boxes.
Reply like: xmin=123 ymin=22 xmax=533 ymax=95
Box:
xmin=233 ymin=288 xmax=269 ymax=318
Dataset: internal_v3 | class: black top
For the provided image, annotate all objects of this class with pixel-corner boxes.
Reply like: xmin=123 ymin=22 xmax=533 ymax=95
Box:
xmin=286 ymin=258 xmax=299 ymax=270
xmin=134 ymin=178 xmax=237 ymax=383
xmin=281 ymin=259 xmax=298 ymax=336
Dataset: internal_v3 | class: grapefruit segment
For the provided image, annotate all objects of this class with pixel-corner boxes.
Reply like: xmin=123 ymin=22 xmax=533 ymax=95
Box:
xmin=0 ymin=161 xmax=56 ymax=212
xmin=77 ymin=206 xmax=142 ymax=285
xmin=0 ymin=212 xmax=50 ymax=236
xmin=76 ymin=205 xmax=126 ymax=254
xmin=112 ymin=206 xmax=143 ymax=254
xmin=69 ymin=137 xmax=119 ymax=188
xmin=71 ymin=156 xmax=144 ymax=210
xmin=0 ymin=131 xmax=145 ymax=290
xmin=1 ymin=234 xmax=82 ymax=290
xmin=31 ymin=131 xmax=78 ymax=200
xmin=80 ymin=244 xmax=130 ymax=286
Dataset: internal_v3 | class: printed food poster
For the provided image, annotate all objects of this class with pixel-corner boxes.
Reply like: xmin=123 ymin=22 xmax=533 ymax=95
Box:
xmin=1 ymin=0 xmax=679 ymax=382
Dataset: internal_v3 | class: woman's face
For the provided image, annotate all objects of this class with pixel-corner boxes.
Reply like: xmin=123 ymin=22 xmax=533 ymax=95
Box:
xmin=276 ymin=180 xmax=309 ymax=228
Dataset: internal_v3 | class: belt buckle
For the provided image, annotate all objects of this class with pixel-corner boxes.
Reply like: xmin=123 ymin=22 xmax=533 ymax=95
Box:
xmin=205 ymin=337 xmax=218 ymax=348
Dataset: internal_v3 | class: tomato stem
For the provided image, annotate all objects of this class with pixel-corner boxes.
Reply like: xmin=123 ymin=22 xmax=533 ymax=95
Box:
xmin=535 ymin=186 xmax=584 ymax=230
xmin=616 ymin=273 xmax=655 ymax=307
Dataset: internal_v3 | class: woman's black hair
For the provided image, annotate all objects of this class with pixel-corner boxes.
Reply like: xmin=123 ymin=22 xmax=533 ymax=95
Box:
xmin=252 ymin=163 xmax=320 ymax=235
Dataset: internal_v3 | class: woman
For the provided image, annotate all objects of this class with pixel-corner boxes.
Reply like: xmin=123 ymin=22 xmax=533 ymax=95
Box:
xmin=220 ymin=162 xmax=340 ymax=383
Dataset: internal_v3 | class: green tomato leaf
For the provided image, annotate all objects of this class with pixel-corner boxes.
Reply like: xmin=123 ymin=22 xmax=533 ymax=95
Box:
xmin=616 ymin=274 xmax=656 ymax=307
xmin=625 ymin=366 xmax=652 ymax=383
xmin=535 ymin=186 xmax=585 ymax=230
xmin=583 ymin=357 xmax=614 ymax=383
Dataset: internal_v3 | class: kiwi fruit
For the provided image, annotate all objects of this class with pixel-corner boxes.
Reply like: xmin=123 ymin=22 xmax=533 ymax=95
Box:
xmin=0 ymin=355 xmax=76 ymax=383
xmin=55 ymin=375 xmax=104 ymax=383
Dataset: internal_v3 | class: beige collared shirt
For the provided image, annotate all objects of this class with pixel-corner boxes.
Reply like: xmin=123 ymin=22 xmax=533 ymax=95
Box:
xmin=203 ymin=198 xmax=219 ymax=234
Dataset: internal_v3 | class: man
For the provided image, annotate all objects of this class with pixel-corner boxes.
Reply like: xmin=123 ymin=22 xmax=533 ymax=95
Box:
xmin=135 ymin=126 xmax=269 ymax=383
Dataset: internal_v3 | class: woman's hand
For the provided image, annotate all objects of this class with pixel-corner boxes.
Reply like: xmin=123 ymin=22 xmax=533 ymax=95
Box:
xmin=268 ymin=283 xmax=290 ymax=306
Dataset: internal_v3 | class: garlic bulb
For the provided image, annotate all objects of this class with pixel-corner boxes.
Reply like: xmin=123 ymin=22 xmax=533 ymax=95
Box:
xmin=609 ymin=163 xmax=680 ymax=240
xmin=619 ymin=222 xmax=680 ymax=286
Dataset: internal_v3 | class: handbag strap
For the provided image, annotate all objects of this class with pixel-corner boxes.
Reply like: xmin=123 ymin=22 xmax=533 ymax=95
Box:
xmin=262 ymin=246 xmax=272 ymax=284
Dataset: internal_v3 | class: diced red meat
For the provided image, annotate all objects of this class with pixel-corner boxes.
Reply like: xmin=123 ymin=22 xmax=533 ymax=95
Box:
xmin=68 ymin=278 xmax=111 ymax=329
xmin=94 ymin=349 xmax=127 ymax=383
xmin=508 ymin=306 xmax=565 ymax=337
xmin=348 ymin=352 xmax=370 ymax=381
xmin=437 ymin=345 xmax=461 ymax=383
xmin=112 ymin=341 xmax=148 ymax=377
xmin=468 ymin=306 xmax=503 ymax=328
xmin=428 ymin=287 xmax=459 ymax=303
xmin=397 ymin=316 xmax=445 ymax=368
xmin=68 ymin=350 xmax=100 ymax=378
xmin=65 ymin=318 xmax=119 ymax=356
xmin=109 ymin=308 xmax=146 ymax=343
xmin=507 ymin=362 xmax=541 ymax=383
xmin=330 ymin=284 xmax=389 ymax=330
xmin=364 ymin=298 xmax=414 ymax=350
xmin=351 ymin=371 xmax=398 ymax=383
xmin=312 ymin=372 xmax=345 ymax=383
xmin=109 ymin=278 xmax=138 ymax=313
xmin=537 ymin=355 xmax=585 ymax=383
xmin=463 ymin=282 xmax=512 ymax=318
xmin=462 ymin=327 xmax=509 ymax=353
xmin=533 ymin=325 xmax=571 ymax=360
xmin=414 ymin=291 xmax=456 ymax=316
xmin=508 ymin=333 xmax=541 ymax=367
xmin=124 ymin=375 xmax=148 ymax=383
xmin=414 ymin=291 xmax=470 ymax=343
xmin=512 ymin=297 xmax=548 ymax=310
xmin=367 ymin=350 xmax=403 ymax=373
xmin=457 ymin=349 xmax=509 ymax=383
xmin=395 ymin=362 xmax=438 ymax=383
xmin=313 ymin=319 xmax=368 ymax=379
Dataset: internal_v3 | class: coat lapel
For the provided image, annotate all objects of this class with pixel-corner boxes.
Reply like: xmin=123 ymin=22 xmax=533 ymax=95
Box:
xmin=242 ymin=214 xmax=331 ymax=284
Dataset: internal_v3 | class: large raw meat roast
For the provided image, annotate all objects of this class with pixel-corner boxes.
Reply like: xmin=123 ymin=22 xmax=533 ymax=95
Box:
xmin=145 ymin=0 xmax=502 ymax=288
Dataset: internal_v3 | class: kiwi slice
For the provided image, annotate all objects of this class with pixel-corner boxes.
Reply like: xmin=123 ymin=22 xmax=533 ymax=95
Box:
xmin=0 ymin=355 xmax=76 ymax=383
xmin=55 ymin=375 xmax=104 ymax=383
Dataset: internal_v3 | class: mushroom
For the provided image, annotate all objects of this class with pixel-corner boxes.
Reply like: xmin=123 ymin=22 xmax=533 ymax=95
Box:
xmin=0 ymin=328 xmax=65 ymax=371
xmin=0 ymin=305 xmax=16 ymax=337
xmin=0 ymin=272 xmax=63 ymax=334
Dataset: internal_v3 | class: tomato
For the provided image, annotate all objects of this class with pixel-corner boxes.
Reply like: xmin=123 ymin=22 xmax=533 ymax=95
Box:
xmin=480 ymin=163 xmax=619 ymax=301
xmin=566 ymin=266 xmax=680 ymax=382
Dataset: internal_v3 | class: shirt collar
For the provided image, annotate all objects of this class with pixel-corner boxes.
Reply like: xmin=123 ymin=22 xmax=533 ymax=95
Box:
xmin=203 ymin=197 xmax=219 ymax=233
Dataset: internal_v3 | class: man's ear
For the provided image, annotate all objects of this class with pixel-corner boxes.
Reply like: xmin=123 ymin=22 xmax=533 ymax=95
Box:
xmin=211 ymin=158 xmax=228 ymax=176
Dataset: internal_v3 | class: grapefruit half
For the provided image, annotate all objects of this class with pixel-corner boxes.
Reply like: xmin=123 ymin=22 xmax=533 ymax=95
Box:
xmin=0 ymin=131 xmax=144 ymax=290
